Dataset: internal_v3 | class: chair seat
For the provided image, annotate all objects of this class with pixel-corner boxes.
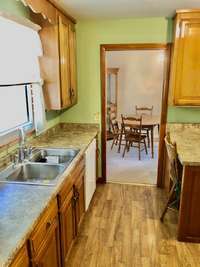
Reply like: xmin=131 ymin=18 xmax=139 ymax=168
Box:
xmin=126 ymin=133 xmax=147 ymax=142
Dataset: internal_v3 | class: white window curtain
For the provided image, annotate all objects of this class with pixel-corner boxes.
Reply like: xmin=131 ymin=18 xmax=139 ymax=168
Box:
xmin=0 ymin=15 xmax=46 ymax=135
xmin=0 ymin=15 xmax=42 ymax=85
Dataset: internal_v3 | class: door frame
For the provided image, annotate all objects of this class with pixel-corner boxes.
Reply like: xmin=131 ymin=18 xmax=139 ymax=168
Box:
xmin=100 ymin=43 xmax=171 ymax=187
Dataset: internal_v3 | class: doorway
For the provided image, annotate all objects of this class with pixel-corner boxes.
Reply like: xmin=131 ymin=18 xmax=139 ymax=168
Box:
xmin=100 ymin=44 xmax=171 ymax=186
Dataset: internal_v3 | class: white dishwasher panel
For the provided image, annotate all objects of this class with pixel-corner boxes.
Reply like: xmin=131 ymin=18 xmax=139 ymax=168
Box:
xmin=85 ymin=139 xmax=96 ymax=210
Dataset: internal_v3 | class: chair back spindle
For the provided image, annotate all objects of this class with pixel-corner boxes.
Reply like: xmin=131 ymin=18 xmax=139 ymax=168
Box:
xmin=135 ymin=105 xmax=153 ymax=116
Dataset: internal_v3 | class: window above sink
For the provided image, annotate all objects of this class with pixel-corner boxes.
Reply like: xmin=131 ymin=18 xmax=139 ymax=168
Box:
xmin=0 ymin=84 xmax=33 ymax=136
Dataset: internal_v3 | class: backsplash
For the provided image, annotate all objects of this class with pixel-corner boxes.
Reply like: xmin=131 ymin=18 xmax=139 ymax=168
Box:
xmin=167 ymin=122 xmax=200 ymax=132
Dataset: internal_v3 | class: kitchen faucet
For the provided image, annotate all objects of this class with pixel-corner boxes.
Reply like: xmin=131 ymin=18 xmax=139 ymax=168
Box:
xmin=18 ymin=127 xmax=26 ymax=162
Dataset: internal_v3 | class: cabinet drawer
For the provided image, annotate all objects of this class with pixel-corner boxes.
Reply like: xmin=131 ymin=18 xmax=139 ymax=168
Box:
xmin=58 ymin=176 xmax=74 ymax=208
xmin=29 ymin=199 xmax=58 ymax=255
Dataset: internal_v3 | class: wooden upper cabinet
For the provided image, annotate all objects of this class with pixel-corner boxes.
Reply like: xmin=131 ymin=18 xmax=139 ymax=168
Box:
xmin=58 ymin=15 xmax=71 ymax=109
xmin=171 ymin=11 xmax=200 ymax=106
xmin=69 ymin=23 xmax=78 ymax=105
xmin=9 ymin=244 xmax=29 ymax=267
xmin=58 ymin=14 xmax=77 ymax=108
xmin=30 ymin=2 xmax=77 ymax=110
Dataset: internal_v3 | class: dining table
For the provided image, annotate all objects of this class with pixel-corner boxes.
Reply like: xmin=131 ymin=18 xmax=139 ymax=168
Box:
xmin=117 ymin=114 xmax=160 ymax=158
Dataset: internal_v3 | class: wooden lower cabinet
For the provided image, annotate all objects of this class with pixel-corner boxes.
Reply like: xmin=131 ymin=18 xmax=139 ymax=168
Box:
xmin=9 ymin=244 xmax=29 ymax=267
xmin=59 ymin=188 xmax=75 ymax=266
xmin=58 ymin=157 xmax=86 ymax=266
xmin=29 ymin=199 xmax=61 ymax=267
xmin=74 ymin=171 xmax=85 ymax=233
xmin=32 ymin=218 xmax=61 ymax=267
xmin=10 ymin=158 xmax=86 ymax=267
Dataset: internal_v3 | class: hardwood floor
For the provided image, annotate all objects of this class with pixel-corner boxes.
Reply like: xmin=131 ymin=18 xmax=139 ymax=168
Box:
xmin=66 ymin=183 xmax=200 ymax=267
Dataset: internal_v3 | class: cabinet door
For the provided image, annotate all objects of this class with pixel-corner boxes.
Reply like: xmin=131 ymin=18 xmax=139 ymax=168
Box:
xmin=10 ymin=244 xmax=29 ymax=267
xmin=69 ymin=23 xmax=77 ymax=105
xmin=59 ymin=15 xmax=71 ymax=108
xmin=172 ymin=13 xmax=200 ymax=105
xmin=59 ymin=189 xmax=75 ymax=265
xmin=74 ymin=172 xmax=85 ymax=233
xmin=33 ymin=218 xmax=61 ymax=267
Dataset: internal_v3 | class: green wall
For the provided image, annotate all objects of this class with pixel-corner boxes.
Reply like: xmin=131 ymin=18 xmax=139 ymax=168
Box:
xmin=0 ymin=0 xmax=29 ymax=18
xmin=60 ymin=17 xmax=170 ymax=125
xmin=60 ymin=17 xmax=200 ymax=124
xmin=0 ymin=0 xmax=61 ymax=129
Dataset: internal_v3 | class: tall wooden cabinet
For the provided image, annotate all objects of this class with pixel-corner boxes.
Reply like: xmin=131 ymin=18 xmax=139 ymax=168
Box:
xmin=30 ymin=1 xmax=77 ymax=110
xmin=171 ymin=10 xmax=200 ymax=106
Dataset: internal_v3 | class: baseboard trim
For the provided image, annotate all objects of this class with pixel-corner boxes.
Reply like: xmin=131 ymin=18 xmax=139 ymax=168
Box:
xmin=107 ymin=181 xmax=157 ymax=187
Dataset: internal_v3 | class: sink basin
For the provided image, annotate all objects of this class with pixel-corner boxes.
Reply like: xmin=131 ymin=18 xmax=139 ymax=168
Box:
xmin=0 ymin=163 xmax=65 ymax=186
xmin=0 ymin=148 xmax=80 ymax=186
xmin=30 ymin=148 xmax=80 ymax=165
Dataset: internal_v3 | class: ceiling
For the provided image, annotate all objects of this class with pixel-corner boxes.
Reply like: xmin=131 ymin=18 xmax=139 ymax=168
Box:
xmin=60 ymin=0 xmax=200 ymax=20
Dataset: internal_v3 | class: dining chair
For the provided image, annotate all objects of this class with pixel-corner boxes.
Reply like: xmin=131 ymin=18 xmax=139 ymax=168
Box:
xmin=121 ymin=115 xmax=148 ymax=160
xmin=135 ymin=105 xmax=154 ymax=147
xmin=160 ymin=132 xmax=182 ymax=222
xmin=109 ymin=119 xmax=122 ymax=150
xmin=135 ymin=105 xmax=153 ymax=116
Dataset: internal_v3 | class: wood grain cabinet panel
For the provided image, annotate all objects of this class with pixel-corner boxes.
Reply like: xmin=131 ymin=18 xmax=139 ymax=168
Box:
xmin=171 ymin=11 xmax=200 ymax=106
xmin=29 ymin=199 xmax=61 ymax=267
xmin=9 ymin=244 xmax=29 ymax=267
xmin=58 ymin=157 xmax=85 ymax=265
xmin=69 ymin=23 xmax=77 ymax=105
xmin=59 ymin=188 xmax=75 ymax=266
xmin=32 ymin=218 xmax=61 ymax=267
xmin=74 ymin=171 xmax=85 ymax=233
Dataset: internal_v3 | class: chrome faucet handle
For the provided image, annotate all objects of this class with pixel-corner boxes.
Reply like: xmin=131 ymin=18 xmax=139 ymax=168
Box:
xmin=26 ymin=146 xmax=36 ymax=159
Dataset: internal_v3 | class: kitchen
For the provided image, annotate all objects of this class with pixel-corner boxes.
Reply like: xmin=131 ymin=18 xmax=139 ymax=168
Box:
xmin=0 ymin=0 xmax=200 ymax=267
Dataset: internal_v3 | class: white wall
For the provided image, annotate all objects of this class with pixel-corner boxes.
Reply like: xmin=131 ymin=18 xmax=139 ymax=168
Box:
xmin=106 ymin=50 xmax=165 ymax=117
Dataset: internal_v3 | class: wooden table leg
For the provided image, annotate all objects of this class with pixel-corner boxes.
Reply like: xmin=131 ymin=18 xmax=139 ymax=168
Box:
xmin=151 ymin=126 xmax=154 ymax=158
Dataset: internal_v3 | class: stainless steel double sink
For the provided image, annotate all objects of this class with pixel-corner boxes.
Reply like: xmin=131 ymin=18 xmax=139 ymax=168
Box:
xmin=0 ymin=148 xmax=80 ymax=186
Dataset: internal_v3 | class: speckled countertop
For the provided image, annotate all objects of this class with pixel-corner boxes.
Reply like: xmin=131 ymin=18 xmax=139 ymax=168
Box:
xmin=167 ymin=123 xmax=200 ymax=166
xmin=0 ymin=123 xmax=99 ymax=267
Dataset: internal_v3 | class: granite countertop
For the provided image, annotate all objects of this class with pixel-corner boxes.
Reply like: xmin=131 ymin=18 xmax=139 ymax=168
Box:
xmin=0 ymin=123 xmax=99 ymax=267
xmin=167 ymin=124 xmax=200 ymax=166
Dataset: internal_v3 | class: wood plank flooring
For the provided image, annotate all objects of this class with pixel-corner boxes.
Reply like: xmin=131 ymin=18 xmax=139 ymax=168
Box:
xmin=66 ymin=183 xmax=200 ymax=267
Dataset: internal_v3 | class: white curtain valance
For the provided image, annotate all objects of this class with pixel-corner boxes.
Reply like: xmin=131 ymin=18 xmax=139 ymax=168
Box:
xmin=0 ymin=15 xmax=43 ymax=85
